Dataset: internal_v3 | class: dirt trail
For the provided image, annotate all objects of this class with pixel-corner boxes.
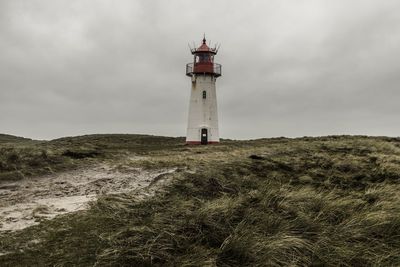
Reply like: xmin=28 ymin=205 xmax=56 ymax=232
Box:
xmin=0 ymin=164 xmax=176 ymax=231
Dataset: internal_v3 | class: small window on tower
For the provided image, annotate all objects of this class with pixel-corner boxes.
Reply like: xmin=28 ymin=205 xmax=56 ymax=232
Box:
xmin=202 ymin=91 xmax=206 ymax=99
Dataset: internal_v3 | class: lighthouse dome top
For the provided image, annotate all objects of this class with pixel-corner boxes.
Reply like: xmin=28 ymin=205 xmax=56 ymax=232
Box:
xmin=191 ymin=35 xmax=218 ymax=55
xmin=197 ymin=37 xmax=211 ymax=51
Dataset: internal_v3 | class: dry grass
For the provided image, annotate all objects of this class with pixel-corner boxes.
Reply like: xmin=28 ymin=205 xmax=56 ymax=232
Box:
xmin=1 ymin=135 xmax=400 ymax=266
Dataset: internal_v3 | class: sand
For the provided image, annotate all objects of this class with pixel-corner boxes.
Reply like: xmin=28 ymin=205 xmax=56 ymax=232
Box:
xmin=0 ymin=164 xmax=176 ymax=231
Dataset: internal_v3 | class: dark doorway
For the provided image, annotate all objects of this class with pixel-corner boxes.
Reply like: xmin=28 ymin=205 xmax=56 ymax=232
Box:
xmin=201 ymin=129 xmax=208 ymax=145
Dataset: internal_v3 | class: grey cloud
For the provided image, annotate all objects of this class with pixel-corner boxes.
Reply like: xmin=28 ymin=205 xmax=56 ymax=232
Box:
xmin=1 ymin=0 xmax=400 ymax=139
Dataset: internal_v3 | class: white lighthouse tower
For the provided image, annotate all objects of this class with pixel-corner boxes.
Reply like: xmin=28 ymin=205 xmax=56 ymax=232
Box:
xmin=185 ymin=36 xmax=222 ymax=145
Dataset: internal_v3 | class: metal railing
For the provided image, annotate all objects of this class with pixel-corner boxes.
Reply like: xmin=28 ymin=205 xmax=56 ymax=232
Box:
xmin=186 ymin=63 xmax=222 ymax=77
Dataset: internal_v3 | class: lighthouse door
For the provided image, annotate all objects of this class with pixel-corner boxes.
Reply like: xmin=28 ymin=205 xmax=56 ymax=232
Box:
xmin=201 ymin=129 xmax=208 ymax=145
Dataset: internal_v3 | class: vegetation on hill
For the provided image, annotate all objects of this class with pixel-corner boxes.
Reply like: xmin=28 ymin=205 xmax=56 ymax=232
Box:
xmin=0 ymin=134 xmax=33 ymax=144
xmin=1 ymin=135 xmax=400 ymax=266
xmin=0 ymin=134 xmax=183 ymax=182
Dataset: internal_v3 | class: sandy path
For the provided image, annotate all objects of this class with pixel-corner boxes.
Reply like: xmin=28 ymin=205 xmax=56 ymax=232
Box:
xmin=0 ymin=164 xmax=176 ymax=231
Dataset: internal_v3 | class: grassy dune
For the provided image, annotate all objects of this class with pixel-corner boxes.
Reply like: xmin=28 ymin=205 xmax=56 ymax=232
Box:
xmin=1 ymin=135 xmax=400 ymax=266
xmin=0 ymin=134 xmax=183 ymax=182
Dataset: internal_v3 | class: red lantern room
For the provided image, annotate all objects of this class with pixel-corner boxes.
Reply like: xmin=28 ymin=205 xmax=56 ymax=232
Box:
xmin=186 ymin=36 xmax=221 ymax=77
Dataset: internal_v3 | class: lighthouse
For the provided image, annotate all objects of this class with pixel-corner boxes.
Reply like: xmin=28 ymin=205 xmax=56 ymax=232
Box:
xmin=185 ymin=36 xmax=222 ymax=145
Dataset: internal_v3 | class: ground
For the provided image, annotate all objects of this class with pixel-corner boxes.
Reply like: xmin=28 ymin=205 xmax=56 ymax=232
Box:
xmin=0 ymin=134 xmax=400 ymax=266
xmin=0 ymin=163 xmax=175 ymax=231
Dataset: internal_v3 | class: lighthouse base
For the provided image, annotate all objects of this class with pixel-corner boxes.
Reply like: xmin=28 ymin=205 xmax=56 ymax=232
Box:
xmin=186 ymin=127 xmax=220 ymax=145
xmin=186 ymin=141 xmax=220 ymax=145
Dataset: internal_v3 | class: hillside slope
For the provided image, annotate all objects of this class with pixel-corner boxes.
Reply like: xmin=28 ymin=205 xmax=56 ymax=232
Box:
xmin=1 ymin=135 xmax=400 ymax=266
xmin=0 ymin=134 xmax=33 ymax=143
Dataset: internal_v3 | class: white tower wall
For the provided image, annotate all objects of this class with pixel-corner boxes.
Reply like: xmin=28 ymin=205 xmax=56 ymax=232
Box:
xmin=186 ymin=74 xmax=219 ymax=144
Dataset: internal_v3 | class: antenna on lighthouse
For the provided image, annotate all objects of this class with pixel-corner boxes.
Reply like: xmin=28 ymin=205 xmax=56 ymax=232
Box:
xmin=216 ymin=43 xmax=221 ymax=53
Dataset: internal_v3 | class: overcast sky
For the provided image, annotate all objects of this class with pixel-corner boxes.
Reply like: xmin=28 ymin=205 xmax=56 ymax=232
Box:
xmin=1 ymin=0 xmax=400 ymax=140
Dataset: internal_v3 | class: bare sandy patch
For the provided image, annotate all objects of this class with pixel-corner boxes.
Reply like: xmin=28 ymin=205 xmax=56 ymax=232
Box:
xmin=0 ymin=164 xmax=176 ymax=231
